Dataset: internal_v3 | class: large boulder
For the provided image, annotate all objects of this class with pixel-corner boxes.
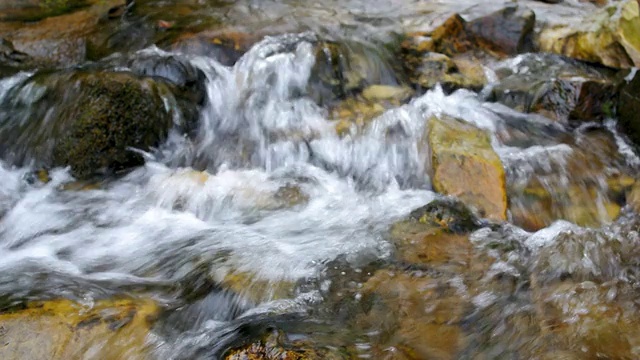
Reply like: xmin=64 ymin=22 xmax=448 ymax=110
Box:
xmin=0 ymin=71 xmax=180 ymax=179
xmin=401 ymin=6 xmax=535 ymax=59
xmin=490 ymin=53 xmax=622 ymax=123
xmin=424 ymin=115 xmax=507 ymax=221
xmin=0 ymin=298 xmax=159 ymax=360
xmin=539 ymin=0 xmax=640 ymax=69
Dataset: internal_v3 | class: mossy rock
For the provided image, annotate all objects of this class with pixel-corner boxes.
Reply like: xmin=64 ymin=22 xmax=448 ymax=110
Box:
xmin=425 ymin=115 xmax=507 ymax=221
xmin=538 ymin=0 xmax=640 ymax=69
xmin=0 ymin=297 xmax=159 ymax=360
xmin=0 ymin=71 xmax=176 ymax=179
xmin=406 ymin=198 xmax=482 ymax=234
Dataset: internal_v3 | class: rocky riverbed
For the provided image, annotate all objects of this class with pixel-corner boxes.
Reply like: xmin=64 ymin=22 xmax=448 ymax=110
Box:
xmin=1 ymin=0 xmax=640 ymax=359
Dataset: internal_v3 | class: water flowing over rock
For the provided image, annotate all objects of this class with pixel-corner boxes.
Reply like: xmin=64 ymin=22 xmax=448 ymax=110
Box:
xmin=490 ymin=53 xmax=622 ymax=123
xmin=0 ymin=1 xmax=640 ymax=359
xmin=0 ymin=70 xmax=183 ymax=179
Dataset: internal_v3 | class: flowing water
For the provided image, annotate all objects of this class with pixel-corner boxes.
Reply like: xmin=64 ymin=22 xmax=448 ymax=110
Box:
xmin=1 ymin=1 xmax=640 ymax=359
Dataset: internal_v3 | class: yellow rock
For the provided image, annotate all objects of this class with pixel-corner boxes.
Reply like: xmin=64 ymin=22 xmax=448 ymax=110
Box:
xmin=221 ymin=271 xmax=295 ymax=303
xmin=539 ymin=0 xmax=640 ymax=69
xmin=0 ymin=298 xmax=159 ymax=360
xmin=425 ymin=115 xmax=507 ymax=221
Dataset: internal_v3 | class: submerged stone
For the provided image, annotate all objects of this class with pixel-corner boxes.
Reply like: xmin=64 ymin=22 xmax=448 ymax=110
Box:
xmin=224 ymin=329 xmax=345 ymax=360
xmin=425 ymin=115 xmax=507 ymax=221
xmin=0 ymin=298 xmax=159 ymax=360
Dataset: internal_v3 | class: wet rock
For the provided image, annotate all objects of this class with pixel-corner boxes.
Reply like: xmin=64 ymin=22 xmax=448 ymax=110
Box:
xmin=358 ymin=270 xmax=467 ymax=359
xmin=0 ymin=71 xmax=177 ymax=179
xmin=406 ymin=198 xmax=482 ymax=234
xmin=219 ymin=271 xmax=296 ymax=304
xmin=224 ymin=329 xmax=344 ymax=360
xmin=0 ymin=298 xmax=159 ymax=360
xmin=626 ymin=181 xmax=640 ymax=212
xmin=0 ymin=0 xmax=86 ymax=21
xmin=424 ymin=115 xmax=507 ymax=221
xmin=538 ymin=0 xmax=640 ymax=69
xmin=399 ymin=50 xmax=486 ymax=92
xmin=618 ymin=69 xmax=640 ymax=146
xmin=508 ymin=129 xmax=632 ymax=231
xmin=330 ymin=84 xmax=412 ymax=136
xmin=0 ymin=0 xmax=127 ymax=67
xmin=310 ymin=40 xmax=402 ymax=106
xmin=401 ymin=6 xmax=534 ymax=60
xmin=171 ymin=30 xmax=264 ymax=66
xmin=466 ymin=6 xmax=536 ymax=57
xmin=490 ymin=54 xmax=621 ymax=123
xmin=531 ymin=280 xmax=640 ymax=359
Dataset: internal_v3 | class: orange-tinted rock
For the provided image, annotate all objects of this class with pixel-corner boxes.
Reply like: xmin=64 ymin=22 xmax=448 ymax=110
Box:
xmin=425 ymin=115 xmax=507 ymax=221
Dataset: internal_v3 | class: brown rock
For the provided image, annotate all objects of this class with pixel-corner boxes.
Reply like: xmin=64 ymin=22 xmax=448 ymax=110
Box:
xmin=466 ymin=6 xmax=536 ymax=57
xmin=171 ymin=30 xmax=264 ymax=66
xmin=425 ymin=115 xmax=507 ymax=221
xmin=0 ymin=0 xmax=126 ymax=66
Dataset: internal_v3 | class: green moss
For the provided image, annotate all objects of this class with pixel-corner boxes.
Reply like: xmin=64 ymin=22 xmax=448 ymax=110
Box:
xmin=52 ymin=73 xmax=173 ymax=179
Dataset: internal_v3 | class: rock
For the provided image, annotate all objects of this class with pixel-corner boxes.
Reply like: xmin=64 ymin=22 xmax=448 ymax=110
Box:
xmin=310 ymin=40 xmax=402 ymax=106
xmin=171 ymin=30 xmax=264 ymax=66
xmin=627 ymin=181 xmax=640 ymax=212
xmin=400 ymin=51 xmax=487 ymax=92
xmin=466 ymin=6 xmax=536 ymax=57
xmin=224 ymin=329 xmax=344 ymax=360
xmin=531 ymin=281 xmax=640 ymax=358
xmin=0 ymin=71 xmax=178 ymax=179
xmin=361 ymin=85 xmax=413 ymax=103
xmin=0 ymin=298 xmax=159 ymax=360
xmin=425 ymin=115 xmax=507 ymax=221
xmin=219 ymin=270 xmax=296 ymax=303
xmin=618 ymin=69 xmax=640 ymax=146
xmin=538 ymin=0 xmax=640 ymax=69
xmin=507 ymin=129 xmax=632 ymax=231
xmin=358 ymin=270 xmax=467 ymax=359
xmin=406 ymin=198 xmax=483 ymax=234
xmin=401 ymin=6 xmax=534 ymax=61
xmin=490 ymin=53 xmax=621 ymax=123
xmin=330 ymin=85 xmax=413 ymax=136
xmin=0 ymin=0 xmax=86 ymax=22
xmin=0 ymin=0 xmax=127 ymax=67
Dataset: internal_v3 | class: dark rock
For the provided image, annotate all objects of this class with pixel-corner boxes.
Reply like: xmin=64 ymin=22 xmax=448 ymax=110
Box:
xmin=0 ymin=71 xmax=178 ymax=179
xmin=466 ymin=6 xmax=536 ymax=57
xmin=490 ymin=54 xmax=622 ymax=123
xmin=171 ymin=31 xmax=262 ymax=66
xmin=408 ymin=198 xmax=483 ymax=234
xmin=619 ymin=70 xmax=640 ymax=146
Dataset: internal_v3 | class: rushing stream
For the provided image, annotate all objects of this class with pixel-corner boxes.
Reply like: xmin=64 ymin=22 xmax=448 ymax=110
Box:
xmin=1 ymin=0 xmax=640 ymax=359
